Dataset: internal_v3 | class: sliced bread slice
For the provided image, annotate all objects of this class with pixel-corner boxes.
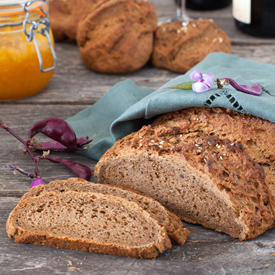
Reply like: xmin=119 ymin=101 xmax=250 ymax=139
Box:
xmin=7 ymin=191 xmax=171 ymax=258
xmin=21 ymin=177 xmax=190 ymax=245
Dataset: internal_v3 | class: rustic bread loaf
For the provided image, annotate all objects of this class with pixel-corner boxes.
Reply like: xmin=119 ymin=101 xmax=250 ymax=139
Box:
xmin=152 ymin=107 xmax=275 ymax=200
xmin=21 ymin=177 xmax=190 ymax=245
xmin=49 ymin=0 xmax=102 ymax=41
xmin=152 ymin=19 xmax=231 ymax=73
xmin=76 ymin=0 xmax=157 ymax=73
xmin=7 ymin=191 xmax=172 ymax=258
xmin=95 ymin=125 xmax=275 ymax=240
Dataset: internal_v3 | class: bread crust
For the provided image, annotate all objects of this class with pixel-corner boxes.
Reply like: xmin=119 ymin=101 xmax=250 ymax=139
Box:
xmin=152 ymin=107 xmax=275 ymax=203
xmin=7 ymin=191 xmax=172 ymax=258
xmin=152 ymin=19 xmax=231 ymax=73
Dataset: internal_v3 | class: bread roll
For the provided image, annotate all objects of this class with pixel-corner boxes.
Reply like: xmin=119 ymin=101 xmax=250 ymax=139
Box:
xmin=76 ymin=0 xmax=158 ymax=73
xmin=152 ymin=19 xmax=231 ymax=73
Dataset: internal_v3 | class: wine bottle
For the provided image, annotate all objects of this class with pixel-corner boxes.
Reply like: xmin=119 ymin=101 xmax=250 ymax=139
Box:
xmin=186 ymin=0 xmax=231 ymax=10
xmin=233 ymin=0 xmax=275 ymax=38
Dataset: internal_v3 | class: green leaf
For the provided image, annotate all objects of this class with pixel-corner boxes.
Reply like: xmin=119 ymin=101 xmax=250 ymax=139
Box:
xmin=167 ymin=81 xmax=195 ymax=90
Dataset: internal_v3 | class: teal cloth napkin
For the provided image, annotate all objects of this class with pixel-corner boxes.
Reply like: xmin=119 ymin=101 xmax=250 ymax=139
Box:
xmin=67 ymin=52 xmax=275 ymax=161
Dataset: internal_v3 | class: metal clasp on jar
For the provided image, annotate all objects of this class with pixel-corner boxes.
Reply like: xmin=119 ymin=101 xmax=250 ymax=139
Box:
xmin=23 ymin=0 xmax=56 ymax=72
xmin=0 ymin=0 xmax=56 ymax=73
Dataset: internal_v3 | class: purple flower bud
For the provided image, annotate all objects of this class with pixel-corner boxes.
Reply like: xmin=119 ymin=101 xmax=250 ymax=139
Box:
xmin=44 ymin=155 xmax=91 ymax=180
xmin=0 ymin=120 xmax=8 ymax=129
xmin=31 ymin=178 xmax=45 ymax=188
xmin=31 ymin=136 xmax=93 ymax=152
xmin=29 ymin=118 xmax=79 ymax=151
xmin=218 ymin=78 xmax=262 ymax=96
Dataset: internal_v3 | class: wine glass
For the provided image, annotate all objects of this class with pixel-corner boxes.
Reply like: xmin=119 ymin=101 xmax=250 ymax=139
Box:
xmin=172 ymin=0 xmax=190 ymax=25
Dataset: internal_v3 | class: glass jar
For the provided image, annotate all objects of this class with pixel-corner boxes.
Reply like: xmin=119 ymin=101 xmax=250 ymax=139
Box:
xmin=0 ymin=0 xmax=56 ymax=100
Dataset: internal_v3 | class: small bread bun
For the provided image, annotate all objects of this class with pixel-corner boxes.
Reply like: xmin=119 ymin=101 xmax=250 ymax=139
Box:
xmin=48 ymin=0 xmax=102 ymax=41
xmin=152 ymin=19 xmax=232 ymax=73
xmin=76 ymin=0 xmax=157 ymax=74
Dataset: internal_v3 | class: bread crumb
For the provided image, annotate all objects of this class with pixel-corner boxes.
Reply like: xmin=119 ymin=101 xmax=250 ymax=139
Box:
xmin=179 ymin=26 xmax=188 ymax=32
xmin=68 ymin=260 xmax=73 ymax=266
xmin=67 ymin=267 xmax=82 ymax=272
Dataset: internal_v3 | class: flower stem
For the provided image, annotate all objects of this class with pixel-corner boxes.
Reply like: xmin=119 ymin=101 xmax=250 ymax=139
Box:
xmin=5 ymin=165 xmax=35 ymax=178
xmin=0 ymin=120 xmax=40 ymax=178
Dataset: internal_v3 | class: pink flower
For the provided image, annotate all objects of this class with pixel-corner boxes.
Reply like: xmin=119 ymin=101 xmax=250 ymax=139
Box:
xmin=190 ymin=70 xmax=215 ymax=93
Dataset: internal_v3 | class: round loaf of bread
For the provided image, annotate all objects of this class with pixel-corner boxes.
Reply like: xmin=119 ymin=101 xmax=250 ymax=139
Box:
xmin=76 ymin=0 xmax=158 ymax=74
xmin=95 ymin=123 xmax=275 ymax=240
xmin=49 ymin=0 xmax=103 ymax=41
xmin=152 ymin=19 xmax=232 ymax=73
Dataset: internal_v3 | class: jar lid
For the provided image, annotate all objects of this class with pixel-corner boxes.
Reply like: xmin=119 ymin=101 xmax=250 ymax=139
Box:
xmin=0 ymin=0 xmax=46 ymax=17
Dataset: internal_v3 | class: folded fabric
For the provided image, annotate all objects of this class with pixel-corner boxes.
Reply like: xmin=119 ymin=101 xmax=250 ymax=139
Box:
xmin=67 ymin=53 xmax=275 ymax=161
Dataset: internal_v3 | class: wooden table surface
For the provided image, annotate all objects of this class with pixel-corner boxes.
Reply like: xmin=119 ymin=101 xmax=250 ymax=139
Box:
xmin=1 ymin=2 xmax=275 ymax=274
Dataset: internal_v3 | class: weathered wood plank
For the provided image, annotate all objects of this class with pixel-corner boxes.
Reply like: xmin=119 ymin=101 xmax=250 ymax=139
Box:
xmin=232 ymin=44 xmax=275 ymax=64
xmin=1 ymin=197 xmax=275 ymax=275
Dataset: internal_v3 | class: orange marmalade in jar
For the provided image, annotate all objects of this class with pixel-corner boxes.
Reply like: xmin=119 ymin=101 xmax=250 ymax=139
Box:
xmin=0 ymin=0 xmax=56 ymax=100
